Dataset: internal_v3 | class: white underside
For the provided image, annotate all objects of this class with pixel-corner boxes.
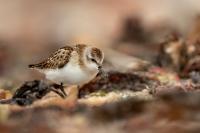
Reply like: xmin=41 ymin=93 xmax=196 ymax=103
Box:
xmin=41 ymin=63 xmax=98 ymax=85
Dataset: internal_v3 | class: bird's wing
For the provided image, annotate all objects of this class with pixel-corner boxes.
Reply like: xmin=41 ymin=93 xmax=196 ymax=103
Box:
xmin=29 ymin=46 xmax=74 ymax=69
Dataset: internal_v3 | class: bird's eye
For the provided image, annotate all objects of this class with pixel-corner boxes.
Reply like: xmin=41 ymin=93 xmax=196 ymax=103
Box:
xmin=91 ymin=58 xmax=96 ymax=63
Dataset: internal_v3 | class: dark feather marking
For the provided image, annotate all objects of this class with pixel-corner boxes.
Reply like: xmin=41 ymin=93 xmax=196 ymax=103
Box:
xmin=75 ymin=44 xmax=87 ymax=66
xmin=91 ymin=47 xmax=103 ymax=61
xmin=29 ymin=46 xmax=73 ymax=69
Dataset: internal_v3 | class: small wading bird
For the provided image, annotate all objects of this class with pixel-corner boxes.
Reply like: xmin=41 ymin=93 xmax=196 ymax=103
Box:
xmin=29 ymin=44 xmax=105 ymax=97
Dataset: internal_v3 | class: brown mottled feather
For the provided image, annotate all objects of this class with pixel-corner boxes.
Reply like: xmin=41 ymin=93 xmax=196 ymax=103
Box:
xmin=91 ymin=47 xmax=103 ymax=61
xmin=29 ymin=46 xmax=73 ymax=69
xmin=74 ymin=44 xmax=87 ymax=66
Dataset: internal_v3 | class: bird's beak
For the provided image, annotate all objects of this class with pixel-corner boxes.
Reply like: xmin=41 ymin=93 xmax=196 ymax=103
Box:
xmin=98 ymin=65 xmax=108 ymax=78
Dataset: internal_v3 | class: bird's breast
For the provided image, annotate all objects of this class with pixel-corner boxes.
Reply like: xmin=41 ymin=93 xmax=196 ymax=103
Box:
xmin=44 ymin=63 xmax=98 ymax=85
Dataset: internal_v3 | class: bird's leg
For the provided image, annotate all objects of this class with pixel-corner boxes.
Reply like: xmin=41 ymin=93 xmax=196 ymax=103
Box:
xmin=59 ymin=82 xmax=67 ymax=97
xmin=77 ymin=85 xmax=82 ymax=98
xmin=51 ymin=83 xmax=67 ymax=98
xmin=50 ymin=88 xmax=66 ymax=99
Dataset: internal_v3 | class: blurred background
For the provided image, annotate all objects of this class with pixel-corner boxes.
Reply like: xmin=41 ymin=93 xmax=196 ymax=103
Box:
xmin=0 ymin=0 xmax=200 ymax=86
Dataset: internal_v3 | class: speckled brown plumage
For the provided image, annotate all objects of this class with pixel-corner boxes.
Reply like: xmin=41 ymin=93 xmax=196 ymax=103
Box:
xmin=91 ymin=47 xmax=103 ymax=61
xmin=29 ymin=44 xmax=104 ymax=86
xmin=29 ymin=44 xmax=102 ymax=70
xmin=74 ymin=44 xmax=87 ymax=66
xmin=29 ymin=45 xmax=73 ymax=69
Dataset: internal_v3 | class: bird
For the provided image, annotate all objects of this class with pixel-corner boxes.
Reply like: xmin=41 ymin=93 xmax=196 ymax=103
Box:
xmin=29 ymin=44 xmax=105 ymax=96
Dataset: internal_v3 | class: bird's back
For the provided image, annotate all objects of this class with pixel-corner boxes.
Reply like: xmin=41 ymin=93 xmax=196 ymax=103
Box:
xmin=29 ymin=46 xmax=74 ymax=69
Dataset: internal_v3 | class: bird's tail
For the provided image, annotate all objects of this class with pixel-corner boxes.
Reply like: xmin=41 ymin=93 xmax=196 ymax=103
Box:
xmin=28 ymin=64 xmax=35 ymax=68
xmin=28 ymin=63 xmax=41 ymax=68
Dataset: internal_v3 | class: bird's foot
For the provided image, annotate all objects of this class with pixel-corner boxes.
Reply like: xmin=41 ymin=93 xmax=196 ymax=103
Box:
xmin=51 ymin=83 xmax=67 ymax=98
xmin=59 ymin=83 xmax=67 ymax=97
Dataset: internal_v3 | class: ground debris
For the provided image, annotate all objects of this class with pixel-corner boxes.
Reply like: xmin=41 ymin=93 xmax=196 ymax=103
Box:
xmin=124 ymin=92 xmax=200 ymax=133
xmin=0 ymin=80 xmax=66 ymax=106
xmin=0 ymin=92 xmax=199 ymax=133
xmin=79 ymin=71 xmax=159 ymax=98
xmin=156 ymin=34 xmax=188 ymax=74
xmin=156 ymin=28 xmax=200 ymax=77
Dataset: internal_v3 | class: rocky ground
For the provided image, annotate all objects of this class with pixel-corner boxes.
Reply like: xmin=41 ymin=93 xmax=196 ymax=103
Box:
xmin=0 ymin=66 xmax=200 ymax=133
